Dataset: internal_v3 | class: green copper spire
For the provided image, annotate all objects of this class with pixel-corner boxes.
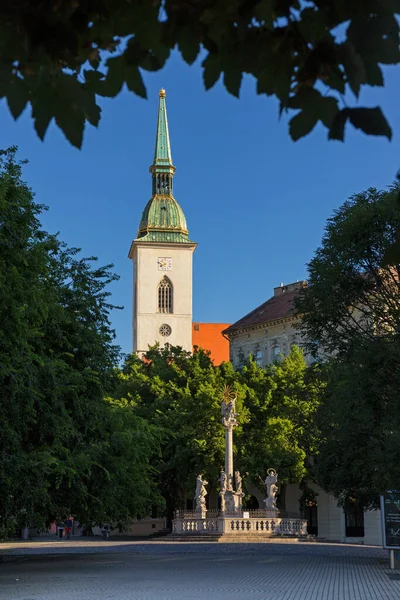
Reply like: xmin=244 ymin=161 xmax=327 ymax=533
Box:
xmin=153 ymin=88 xmax=173 ymax=167
xmin=149 ymin=88 xmax=176 ymax=196
xmin=136 ymin=89 xmax=193 ymax=244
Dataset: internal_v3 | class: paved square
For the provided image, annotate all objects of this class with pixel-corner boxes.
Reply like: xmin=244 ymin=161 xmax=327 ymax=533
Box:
xmin=1 ymin=540 xmax=399 ymax=599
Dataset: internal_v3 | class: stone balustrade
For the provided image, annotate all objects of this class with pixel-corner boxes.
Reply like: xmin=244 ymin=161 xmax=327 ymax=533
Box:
xmin=172 ymin=515 xmax=307 ymax=537
xmin=179 ymin=518 xmax=219 ymax=533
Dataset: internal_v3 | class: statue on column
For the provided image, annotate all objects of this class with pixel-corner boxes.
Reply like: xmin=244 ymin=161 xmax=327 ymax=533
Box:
xmin=220 ymin=385 xmax=243 ymax=515
xmin=264 ymin=468 xmax=278 ymax=512
xmin=194 ymin=474 xmax=208 ymax=514
xmin=221 ymin=387 xmax=238 ymax=428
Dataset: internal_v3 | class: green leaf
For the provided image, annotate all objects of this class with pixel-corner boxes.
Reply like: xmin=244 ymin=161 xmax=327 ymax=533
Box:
xmin=101 ymin=56 xmax=125 ymax=97
xmin=31 ymin=82 xmax=56 ymax=140
xmin=202 ymin=53 xmax=221 ymax=90
xmin=6 ymin=80 xmax=29 ymax=119
xmin=257 ymin=70 xmax=275 ymax=96
xmin=202 ymin=54 xmax=221 ymax=90
xmin=328 ymin=110 xmax=348 ymax=141
xmin=288 ymin=88 xmax=321 ymax=111
xmin=289 ymin=110 xmax=319 ymax=141
xmin=346 ymin=107 xmax=392 ymax=140
xmin=254 ymin=0 xmax=274 ymax=29
xmin=223 ymin=69 xmax=242 ymax=98
xmin=83 ymin=70 xmax=105 ymax=92
xmin=341 ymin=42 xmax=366 ymax=98
xmin=32 ymin=103 xmax=54 ymax=141
xmin=297 ymin=7 xmax=327 ymax=43
xmin=318 ymin=97 xmax=339 ymax=129
xmin=364 ymin=62 xmax=384 ymax=87
xmin=102 ymin=54 xmax=147 ymax=99
xmin=125 ymin=67 xmax=147 ymax=99
xmin=55 ymin=109 xmax=84 ymax=149
xmin=178 ymin=29 xmax=201 ymax=65
xmin=32 ymin=73 xmax=101 ymax=147
xmin=288 ymin=89 xmax=338 ymax=135
xmin=85 ymin=103 xmax=101 ymax=128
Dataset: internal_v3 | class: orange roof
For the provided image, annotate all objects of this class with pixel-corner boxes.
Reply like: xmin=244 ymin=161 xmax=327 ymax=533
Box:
xmin=192 ymin=323 xmax=231 ymax=365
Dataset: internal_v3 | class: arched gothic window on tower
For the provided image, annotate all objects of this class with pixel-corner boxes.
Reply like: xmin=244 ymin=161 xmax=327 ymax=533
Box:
xmin=158 ymin=276 xmax=173 ymax=313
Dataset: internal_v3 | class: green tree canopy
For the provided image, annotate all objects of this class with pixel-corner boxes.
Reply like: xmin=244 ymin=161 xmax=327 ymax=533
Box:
xmin=112 ymin=344 xmax=322 ymax=518
xmin=295 ymin=183 xmax=400 ymax=507
xmin=0 ymin=1 xmax=399 ymax=147
xmin=296 ymin=183 xmax=400 ymax=357
xmin=0 ymin=147 xmax=156 ymax=536
xmin=315 ymin=338 xmax=400 ymax=508
xmin=238 ymin=346 xmax=322 ymax=489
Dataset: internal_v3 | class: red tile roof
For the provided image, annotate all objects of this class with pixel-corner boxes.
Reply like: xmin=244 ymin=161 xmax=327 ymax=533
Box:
xmin=223 ymin=289 xmax=299 ymax=336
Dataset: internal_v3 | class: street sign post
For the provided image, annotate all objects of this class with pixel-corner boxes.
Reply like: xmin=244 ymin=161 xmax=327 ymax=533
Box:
xmin=380 ymin=491 xmax=400 ymax=569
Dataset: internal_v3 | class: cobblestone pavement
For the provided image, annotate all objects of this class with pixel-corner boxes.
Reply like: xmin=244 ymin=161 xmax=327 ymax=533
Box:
xmin=1 ymin=541 xmax=399 ymax=600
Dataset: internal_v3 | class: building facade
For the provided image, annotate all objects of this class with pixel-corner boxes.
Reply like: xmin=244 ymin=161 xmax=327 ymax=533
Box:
xmin=128 ymin=90 xmax=197 ymax=354
xmin=223 ymin=281 xmax=309 ymax=368
xmin=223 ymin=281 xmax=382 ymax=545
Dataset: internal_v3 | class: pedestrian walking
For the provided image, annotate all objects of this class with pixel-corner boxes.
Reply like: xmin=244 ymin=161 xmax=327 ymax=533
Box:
xmin=65 ymin=518 xmax=73 ymax=540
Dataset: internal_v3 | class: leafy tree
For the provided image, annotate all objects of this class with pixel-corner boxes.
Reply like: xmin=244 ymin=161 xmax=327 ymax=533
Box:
xmin=296 ymin=184 xmax=400 ymax=357
xmin=0 ymin=147 xmax=156 ymax=536
xmin=315 ymin=338 xmax=400 ymax=508
xmin=237 ymin=347 xmax=322 ymax=488
xmin=113 ymin=344 xmax=322 ymax=519
xmin=0 ymin=1 xmax=398 ymax=147
xmin=114 ymin=345 xmax=239 ymax=521
xmin=295 ymin=183 xmax=400 ymax=507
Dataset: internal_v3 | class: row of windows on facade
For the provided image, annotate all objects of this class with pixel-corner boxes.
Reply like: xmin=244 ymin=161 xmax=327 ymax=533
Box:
xmin=236 ymin=344 xmax=317 ymax=367
xmin=253 ymin=346 xmax=281 ymax=365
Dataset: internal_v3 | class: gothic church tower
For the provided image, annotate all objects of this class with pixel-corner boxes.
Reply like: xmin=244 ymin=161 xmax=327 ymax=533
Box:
xmin=128 ymin=89 xmax=197 ymax=354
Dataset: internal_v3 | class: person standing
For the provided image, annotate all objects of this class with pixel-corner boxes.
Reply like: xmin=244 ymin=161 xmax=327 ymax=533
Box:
xmin=57 ymin=520 xmax=65 ymax=539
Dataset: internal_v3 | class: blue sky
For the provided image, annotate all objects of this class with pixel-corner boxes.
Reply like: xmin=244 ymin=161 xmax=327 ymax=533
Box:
xmin=1 ymin=52 xmax=399 ymax=356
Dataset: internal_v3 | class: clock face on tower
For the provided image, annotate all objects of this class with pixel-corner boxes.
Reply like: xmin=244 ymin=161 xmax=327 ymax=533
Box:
xmin=158 ymin=257 xmax=172 ymax=271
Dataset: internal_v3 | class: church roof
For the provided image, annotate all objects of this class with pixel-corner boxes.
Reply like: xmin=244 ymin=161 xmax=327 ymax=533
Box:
xmin=136 ymin=89 xmax=194 ymax=244
xmin=223 ymin=283 xmax=305 ymax=336
xmin=137 ymin=195 xmax=190 ymax=243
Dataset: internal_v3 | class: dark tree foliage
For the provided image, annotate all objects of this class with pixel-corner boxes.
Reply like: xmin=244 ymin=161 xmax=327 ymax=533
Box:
xmin=0 ymin=1 xmax=398 ymax=147
xmin=315 ymin=339 xmax=400 ymax=509
xmin=296 ymin=183 xmax=400 ymax=506
xmin=296 ymin=184 xmax=400 ymax=357
xmin=0 ymin=148 xmax=156 ymax=537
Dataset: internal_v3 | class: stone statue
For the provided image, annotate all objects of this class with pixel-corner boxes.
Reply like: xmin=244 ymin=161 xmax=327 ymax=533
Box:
xmin=194 ymin=474 xmax=208 ymax=512
xmin=235 ymin=470 xmax=243 ymax=495
xmin=264 ymin=469 xmax=278 ymax=511
xmin=219 ymin=469 xmax=227 ymax=492
xmin=225 ymin=493 xmax=235 ymax=514
xmin=221 ymin=386 xmax=238 ymax=428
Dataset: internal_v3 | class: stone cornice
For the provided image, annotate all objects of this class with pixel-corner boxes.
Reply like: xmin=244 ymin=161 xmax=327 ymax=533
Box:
xmin=128 ymin=239 xmax=197 ymax=258
xmin=225 ymin=315 xmax=299 ymax=339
